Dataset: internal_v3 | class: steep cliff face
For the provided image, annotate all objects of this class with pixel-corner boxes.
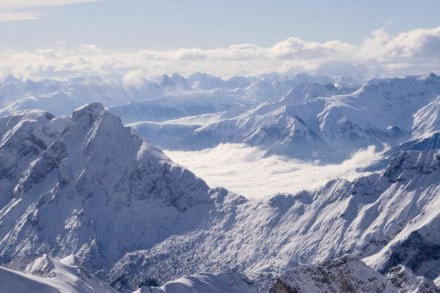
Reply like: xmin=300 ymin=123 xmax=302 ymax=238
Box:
xmin=269 ymin=256 xmax=396 ymax=293
xmin=0 ymin=103 xmax=215 ymax=277
xmin=363 ymin=150 xmax=440 ymax=278
xmin=386 ymin=265 xmax=440 ymax=293
xmin=268 ymin=256 xmax=439 ymax=293
xmin=0 ymin=110 xmax=65 ymax=207
xmin=109 ymin=149 xmax=440 ymax=291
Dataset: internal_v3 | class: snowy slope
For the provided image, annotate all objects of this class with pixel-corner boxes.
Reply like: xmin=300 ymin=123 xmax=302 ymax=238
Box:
xmin=110 ymin=149 xmax=440 ymax=290
xmin=386 ymin=265 xmax=440 ymax=293
xmin=413 ymin=96 xmax=440 ymax=137
xmin=136 ymin=273 xmax=259 ymax=293
xmin=366 ymin=131 xmax=440 ymax=172
xmin=0 ymin=73 xmax=293 ymax=120
xmin=0 ymin=76 xmax=128 ymax=117
xmin=0 ymin=266 xmax=59 ymax=293
xmin=0 ymin=254 xmax=117 ymax=293
xmin=269 ymin=256 xmax=439 ymax=293
xmin=109 ymin=89 xmax=253 ymax=124
xmin=0 ymin=109 xmax=67 ymax=208
xmin=0 ymin=103 xmax=217 ymax=280
xmin=317 ymin=74 xmax=440 ymax=145
xmin=279 ymin=81 xmax=358 ymax=106
xmin=0 ymin=103 xmax=438 ymax=292
xmin=2 ymin=73 xmax=438 ymax=162
xmin=129 ymin=73 xmax=440 ymax=162
xmin=269 ymin=256 xmax=397 ymax=293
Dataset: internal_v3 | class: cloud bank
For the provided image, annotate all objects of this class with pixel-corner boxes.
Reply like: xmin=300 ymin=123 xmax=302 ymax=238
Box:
xmin=1 ymin=26 xmax=439 ymax=79
xmin=165 ymin=144 xmax=381 ymax=199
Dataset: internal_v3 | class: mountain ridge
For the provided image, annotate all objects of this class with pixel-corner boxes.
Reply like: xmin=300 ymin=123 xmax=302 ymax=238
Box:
xmin=0 ymin=73 xmax=438 ymax=292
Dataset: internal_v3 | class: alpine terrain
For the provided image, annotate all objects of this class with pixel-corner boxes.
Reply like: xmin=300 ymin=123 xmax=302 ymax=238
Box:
xmin=0 ymin=73 xmax=439 ymax=292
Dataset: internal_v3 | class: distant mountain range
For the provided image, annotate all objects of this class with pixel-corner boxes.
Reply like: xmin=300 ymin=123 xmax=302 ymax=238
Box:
xmin=128 ymin=73 xmax=440 ymax=162
xmin=2 ymin=72 xmax=438 ymax=163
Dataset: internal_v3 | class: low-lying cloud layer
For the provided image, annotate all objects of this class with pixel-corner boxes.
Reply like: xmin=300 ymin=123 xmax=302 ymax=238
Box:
xmin=165 ymin=144 xmax=381 ymax=199
xmin=1 ymin=26 xmax=439 ymax=79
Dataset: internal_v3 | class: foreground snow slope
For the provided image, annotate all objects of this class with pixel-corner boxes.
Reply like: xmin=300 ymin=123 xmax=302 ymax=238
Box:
xmin=0 ymin=266 xmax=59 ymax=293
xmin=0 ymin=104 xmax=438 ymax=292
xmin=0 ymin=254 xmax=117 ymax=293
xmin=135 ymin=273 xmax=259 ymax=293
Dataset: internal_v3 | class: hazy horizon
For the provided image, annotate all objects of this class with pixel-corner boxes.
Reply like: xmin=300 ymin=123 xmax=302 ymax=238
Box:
xmin=0 ymin=1 xmax=439 ymax=80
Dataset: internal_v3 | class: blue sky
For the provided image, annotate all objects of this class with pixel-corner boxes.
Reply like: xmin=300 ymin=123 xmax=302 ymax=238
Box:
xmin=1 ymin=0 xmax=439 ymax=50
xmin=0 ymin=0 xmax=439 ymax=79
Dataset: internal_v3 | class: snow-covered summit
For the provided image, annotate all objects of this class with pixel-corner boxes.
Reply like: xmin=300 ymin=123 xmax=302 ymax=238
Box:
xmin=0 ymin=103 xmax=215 ymax=277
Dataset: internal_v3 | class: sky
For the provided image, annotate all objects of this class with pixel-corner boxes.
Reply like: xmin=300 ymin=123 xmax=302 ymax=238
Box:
xmin=0 ymin=0 xmax=439 ymax=79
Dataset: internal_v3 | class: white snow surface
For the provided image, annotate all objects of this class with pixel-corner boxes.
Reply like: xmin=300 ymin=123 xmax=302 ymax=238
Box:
xmin=0 ymin=254 xmax=117 ymax=293
xmin=0 ymin=103 xmax=214 ymax=282
xmin=0 ymin=73 xmax=289 ymax=119
xmin=2 ymin=73 xmax=439 ymax=163
xmin=110 ymin=148 xmax=440 ymax=290
xmin=0 ymin=102 xmax=438 ymax=292
xmin=127 ymin=73 xmax=440 ymax=163
xmin=135 ymin=273 xmax=258 ymax=293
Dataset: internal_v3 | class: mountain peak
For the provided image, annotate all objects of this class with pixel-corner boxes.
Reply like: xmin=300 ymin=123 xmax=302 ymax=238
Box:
xmin=0 ymin=105 xmax=214 ymax=274
xmin=72 ymin=102 xmax=105 ymax=121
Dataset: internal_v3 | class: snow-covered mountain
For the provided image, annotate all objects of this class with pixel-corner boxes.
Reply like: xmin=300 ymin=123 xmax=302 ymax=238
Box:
xmin=0 ymin=103 xmax=438 ymax=292
xmin=0 ymin=73 xmax=296 ymax=119
xmin=0 ymin=104 xmax=223 ymax=289
xmin=0 ymin=72 xmax=364 ymax=155
xmin=130 ymin=73 xmax=440 ymax=162
xmin=109 ymin=149 xmax=440 ymax=290
xmin=0 ymin=72 xmax=439 ymax=292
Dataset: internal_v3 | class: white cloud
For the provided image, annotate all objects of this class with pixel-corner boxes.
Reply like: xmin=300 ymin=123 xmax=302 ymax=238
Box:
xmin=165 ymin=144 xmax=381 ymax=199
xmin=358 ymin=27 xmax=440 ymax=60
xmin=269 ymin=37 xmax=354 ymax=60
xmin=1 ymin=26 xmax=439 ymax=80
